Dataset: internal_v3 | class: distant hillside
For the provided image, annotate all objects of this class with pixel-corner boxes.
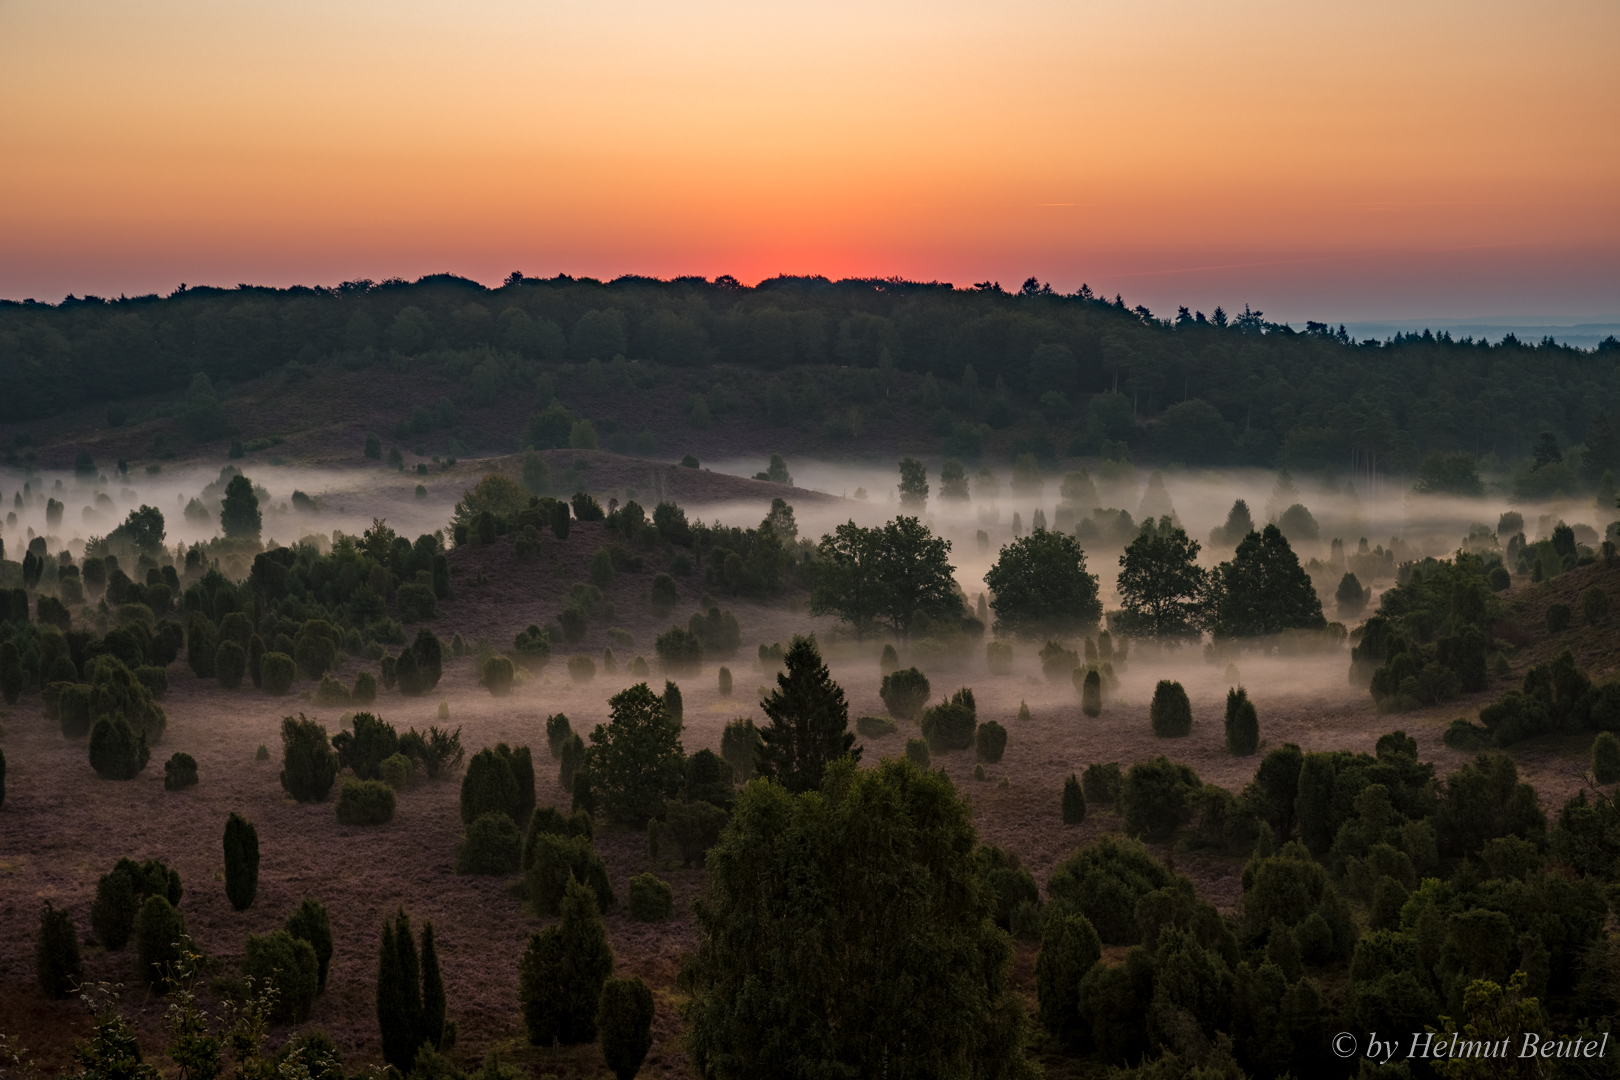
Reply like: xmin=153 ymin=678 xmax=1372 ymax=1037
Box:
xmin=3 ymin=274 xmax=1618 ymax=490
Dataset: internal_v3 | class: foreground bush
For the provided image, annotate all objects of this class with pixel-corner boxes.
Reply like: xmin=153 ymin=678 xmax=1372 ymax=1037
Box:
xmin=280 ymin=714 xmax=339 ymax=802
xmin=856 ymin=714 xmax=897 ymax=738
xmin=628 ymin=873 xmax=674 ymax=921
xmin=598 ymin=976 xmax=656 ymax=1080
xmin=163 ymin=751 xmax=198 ymax=791
xmin=975 ymin=720 xmax=1007 ymax=763
xmin=336 ymin=778 xmax=396 ymax=825
xmin=135 ymin=893 xmax=186 ymax=991
xmin=36 ymin=900 xmax=85 ymax=998
xmin=223 ymin=811 xmax=260 ymax=911
xmin=879 ymin=667 xmax=931 ymax=720
xmin=519 ymin=875 xmax=615 ymax=1045
xmin=1149 ymin=679 xmax=1193 ymax=737
xmin=283 ymin=896 xmax=335 ymax=992
xmin=457 ymin=812 xmax=523 ymax=875
xmin=522 ymin=805 xmax=595 ymax=870
xmin=1081 ymin=762 xmax=1123 ymax=808
xmin=244 ymin=929 xmax=319 ymax=1023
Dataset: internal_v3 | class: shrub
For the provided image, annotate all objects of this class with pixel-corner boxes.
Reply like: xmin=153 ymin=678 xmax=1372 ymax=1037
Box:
xmin=567 ymin=654 xmax=597 ymax=684
xmin=1046 ymin=834 xmax=1177 ymax=945
xmin=975 ymin=720 xmax=1007 ymax=763
xmin=89 ymin=717 xmax=149 ymax=780
xmin=1062 ymin=774 xmax=1086 ymax=824
xmin=0 ymin=641 xmax=22 ymax=704
xmin=261 ymin=651 xmax=296 ymax=695
xmin=461 ymin=747 xmax=520 ymax=825
xmin=526 ymin=832 xmax=615 ymax=915
xmin=481 ymin=655 xmax=515 ymax=696
xmin=1121 ymin=756 xmax=1201 ymax=840
xmin=256 ymin=744 xmax=270 ymax=760
xmin=544 ymin=712 xmax=574 ymax=757
xmin=660 ymin=798 xmax=728 ymax=866
xmin=216 ymin=640 xmax=247 ymax=690
xmin=224 ymin=811 xmax=260 ymax=911
xmin=36 ymin=900 xmax=85 ymax=998
xmin=91 ymin=858 xmax=180 ymax=950
xmin=905 ymin=737 xmax=931 ymax=769
xmin=352 ymin=670 xmax=378 ymax=705
xmin=514 ymin=624 xmax=552 ymax=669
xmin=379 ymin=752 xmax=413 ymax=790
xmin=522 ymin=804 xmax=595 ymax=870
xmin=590 ymin=546 xmax=616 ymax=587
xmin=161 ymin=752 xmax=198 ymax=791
xmin=336 ymin=778 xmax=395 ymax=824
xmin=135 ymin=665 xmax=168 ymax=700
xmin=717 ymin=665 xmax=732 ymax=697
xmin=628 ymin=873 xmax=674 ymax=921
xmin=856 ymin=714 xmax=898 ymax=738
xmin=878 ymin=643 xmax=900 ymax=675
xmin=655 ymin=626 xmax=703 ymax=675
xmin=1224 ymin=686 xmax=1259 ymax=755
xmin=1081 ymin=669 xmax=1102 ymax=717
xmin=1149 ymin=679 xmax=1193 ymax=737
xmin=1547 ymin=603 xmax=1572 ymax=633
xmin=244 ymin=929 xmax=319 ymax=1023
xmin=986 ymin=640 xmax=1014 ymax=675
xmin=1082 ymin=762 xmax=1122 ymax=807
xmin=1594 ymin=731 xmax=1620 ymax=785
xmin=457 ymin=812 xmax=524 ymax=875
xmin=1039 ymin=640 xmax=1080 ymax=682
xmin=921 ymin=688 xmax=977 ymax=752
xmin=559 ymin=732 xmax=586 ymax=793
xmin=721 ymin=717 xmax=761 ymax=782
xmin=880 ymin=667 xmax=931 ymax=720
xmin=650 ymin=573 xmax=679 ymax=615
xmin=1036 ymin=910 xmax=1103 ymax=1046
xmin=314 ymin=674 xmax=350 ymax=706
xmin=598 ymin=976 xmax=656 ymax=1080
xmin=135 ymin=893 xmax=187 ymax=991
xmin=397 ymin=583 xmax=437 ymax=622
xmin=518 ymin=876 xmax=614 ymax=1045
xmin=334 ymin=711 xmax=399 ymax=779
xmin=280 ymin=714 xmax=339 ymax=802
xmin=187 ymin=612 xmax=217 ymax=678
xmin=1582 ymin=586 xmax=1609 ymax=624
xmin=1488 ymin=564 xmax=1511 ymax=591
xmin=57 ymin=683 xmax=93 ymax=738
xmin=283 ymin=897 xmax=334 ymax=993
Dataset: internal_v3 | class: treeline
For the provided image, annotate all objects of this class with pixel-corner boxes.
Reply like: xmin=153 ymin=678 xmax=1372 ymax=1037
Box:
xmin=5 ymin=273 xmax=1619 ymax=477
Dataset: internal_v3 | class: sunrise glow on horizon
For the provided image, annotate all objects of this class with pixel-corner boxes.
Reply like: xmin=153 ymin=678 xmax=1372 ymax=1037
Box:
xmin=3 ymin=0 xmax=1617 ymax=322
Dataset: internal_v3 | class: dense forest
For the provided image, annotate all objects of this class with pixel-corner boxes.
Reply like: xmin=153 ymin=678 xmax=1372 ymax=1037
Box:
xmin=4 ymin=274 xmax=1618 ymax=485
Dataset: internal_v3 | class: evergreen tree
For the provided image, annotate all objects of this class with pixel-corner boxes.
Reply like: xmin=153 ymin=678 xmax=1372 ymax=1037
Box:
xmin=1036 ymin=910 xmax=1102 ymax=1046
xmin=1225 ymin=686 xmax=1260 ymax=756
xmin=377 ymin=907 xmax=426 ymax=1071
xmin=598 ymin=976 xmax=656 ymax=1080
xmin=756 ymin=635 xmax=860 ymax=794
xmin=519 ymin=874 xmax=616 ymax=1045
xmin=460 ymin=747 xmax=520 ymax=825
xmin=421 ymin=919 xmax=447 ymax=1051
xmin=220 ymin=474 xmax=262 ymax=540
xmin=134 ymin=893 xmax=186 ymax=991
xmin=1081 ymin=669 xmax=1102 ymax=717
xmin=1294 ymin=752 xmax=1338 ymax=856
xmin=1062 ymin=773 xmax=1087 ymax=825
xmin=1149 ymin=680 xmax=1193 ymax=737
xmin=898 ymin=456 xmax=929 ymax=510
xmin=223 ymin=811 xmax=259 ymax=911
xmin=682 ymin=757 xmax=1036 ymax=1078
xmin=1210 ymin=524 xmax=1326 ymax=637
xmin=36 ymin=899 xmax=85 ymax=998
xmin=284 ymin=897 xmax=334 ymax=993
xmin=0 ymin=641 xmax=23 ymax=704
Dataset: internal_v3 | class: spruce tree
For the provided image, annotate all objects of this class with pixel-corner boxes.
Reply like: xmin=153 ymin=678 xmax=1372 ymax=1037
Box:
xmin=1062 ymin=773 xmax=1087 ymax=825
xmin=36 ymin=899 xmax=85 ymax=998
xmin=223 ymin=811 xmax=259 ymax=911
xmin=518 ymin=874 xmax=615 ymax=1045
xmin=421 ymin=919 xmax=447 ymax=1051
xmin=598 ymin=976 xmax=656 ymax=1080
xmin=756 ymin=635 xmax=860 ymax=794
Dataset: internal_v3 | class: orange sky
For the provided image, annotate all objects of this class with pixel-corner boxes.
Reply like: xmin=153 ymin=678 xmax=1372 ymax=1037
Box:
xmin=3 ymin=0 xmax=1617 ymax=320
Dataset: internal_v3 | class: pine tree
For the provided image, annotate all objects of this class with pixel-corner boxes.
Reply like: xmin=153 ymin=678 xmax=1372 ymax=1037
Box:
xmin=1062 ymin=774 xmax=1087 ymax=825
xmin=421 ymin=919 xmax=446 ymax=1051
xmin=223 ymin=811 xmax=259 ymax=911
xmin=756 ymin=635 xmax=860 ymax=794
xmin=519 ymin=874 xmax=615 ymax=1045
xmin=598 ymin=976 xmax=656 ymax=1080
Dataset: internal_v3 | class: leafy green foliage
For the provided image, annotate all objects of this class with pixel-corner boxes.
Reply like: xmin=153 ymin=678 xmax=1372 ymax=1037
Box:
xmin=284 ymin=897 xmax=334 ymax=993
xmin=88 ymin=716 xmax=149 ymax=780
xmin=879 ymin=666 xmax=930 ymax=720
xmin=1036 ymin=909 xmax=1102 ymax=1046
xmin=921 ymin=687 xmax=978 ymax=752
xmin=135 ymin=893 xmax=187 ymax=990
xmin=1149 ymin=679 xmax=1193 ymax=737
xmin=163 ymin=750 xmax=198 ymax=791
xmin=526 ymin=832 xmax=615 ymax=914
xmin=457 ymin=812 xmax=523 ymax=875
xmin=984 ymin=528 xmax=1102 ymax=639
xmin=585 ymin=682 xmax=686 ymax=825
xmin=280 ymin=713 xmax=339 ymax=802
xmin=1047 ymin=834 xmax=1178 ymax=945
xmin=243 ymin=929 xmax=319 ymax=1023
xmin=1114 ymin=517 xmax=1209 ymax=640
xmin=1210 ymin=524 xmax=1325 ymax=637
xmin=1122 ymin=755 xmax=1201 ymax=839
xmin=628 ymin=872 xmax=675 ymax=921
xmin=1225 ymin=686 xmax=1259 ymax=755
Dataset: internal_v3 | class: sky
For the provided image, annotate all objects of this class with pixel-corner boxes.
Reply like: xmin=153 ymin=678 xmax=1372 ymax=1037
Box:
xmin=2 ymin=0 xmax=1617 ymax=325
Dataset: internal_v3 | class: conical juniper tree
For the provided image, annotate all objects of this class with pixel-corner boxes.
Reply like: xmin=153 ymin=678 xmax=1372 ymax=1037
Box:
xmin=519 ymin=874 xmax=615 ymax=1045
xmin=755 ymin=635 xmax=860 ymax=794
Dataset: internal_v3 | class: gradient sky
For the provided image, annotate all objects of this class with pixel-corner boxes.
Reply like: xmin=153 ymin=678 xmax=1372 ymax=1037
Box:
xmin=3 ymin=0 xmax=1617 ymax=322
